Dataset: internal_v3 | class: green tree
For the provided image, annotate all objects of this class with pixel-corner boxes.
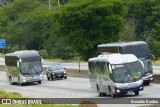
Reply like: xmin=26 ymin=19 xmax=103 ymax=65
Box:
xmin=1 ymin=0 xmax=49 ymax=51
xmin=53 ymin=0 xmax=127 ymax=60
xmin=119 ymin=18 xmax=137 ymax=41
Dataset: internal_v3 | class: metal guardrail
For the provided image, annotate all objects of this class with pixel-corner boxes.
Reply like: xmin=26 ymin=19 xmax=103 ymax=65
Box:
xmin=1 ymin=65 xmax=160 ymax=83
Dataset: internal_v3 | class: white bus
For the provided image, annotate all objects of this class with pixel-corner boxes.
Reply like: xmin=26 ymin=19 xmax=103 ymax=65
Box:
xmin=98 ymin=41 xmax=154 ymax=85
xmin=88 ymin=54 xmax=144 ymax=97
xmin=5 ymin=50 xmax=43 ymax=86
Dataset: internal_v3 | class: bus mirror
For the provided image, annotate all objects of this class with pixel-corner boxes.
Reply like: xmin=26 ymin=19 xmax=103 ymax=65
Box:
xmin=19 ymin=59 xmax=22 ymax=63
xmin=112 ymin=65 xmax=115 ymax=70
xmin=139 ymin=60 xmax=144 ymax=69
xmin=109 ymin=64 xmax=112 ymax=73
xmin=17 ymin=61 xmax=19 ymax=67
xmin=149 ymin=54 xmax=155 ymax=61
xmin=41 ymin=58 xmax=44 ymax=64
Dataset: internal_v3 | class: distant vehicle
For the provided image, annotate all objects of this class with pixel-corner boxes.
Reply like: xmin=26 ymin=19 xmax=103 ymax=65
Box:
xmin=98 ymin=41 xmax=154 ymax=85
xmin=88 ymin=54 xmax=144 ymax=97
xmin=5 ymin=50 xmax=43 ymax=86
xmin=46 ymin=64 xmax=67 ymax=80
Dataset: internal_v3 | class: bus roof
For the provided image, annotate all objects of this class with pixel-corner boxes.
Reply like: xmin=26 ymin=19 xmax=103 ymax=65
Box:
xmin=98 ymin=41 xmax=147 ymax=48
xmin=88 ymin=54 xmax=138 ymax=64
xmin=5 ymin=50 xmax=40 ymax=58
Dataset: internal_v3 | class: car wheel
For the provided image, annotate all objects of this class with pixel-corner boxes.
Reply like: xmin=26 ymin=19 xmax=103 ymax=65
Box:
xmin=47 ymin=74 xmax=50 ymax=81
xmin=64 ymin=76 xmax=67 ymax=79
xmin=9 ymin=76 xmax=13 ymax=85
xmin=51 ymin=74 xmax=55 ymax=80
xmin=145 ymin=82 xmax=150 ymax=85
xmin=38 ymin=81 xmax=41 ymax=84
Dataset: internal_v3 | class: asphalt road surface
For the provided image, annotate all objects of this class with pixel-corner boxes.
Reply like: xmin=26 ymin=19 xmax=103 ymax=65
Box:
xmin=0 ymin=71 xmax=160 ymax=99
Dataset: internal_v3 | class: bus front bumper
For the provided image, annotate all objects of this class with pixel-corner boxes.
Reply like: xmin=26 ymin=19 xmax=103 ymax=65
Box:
xmin=143 ymin=73 xmax=154 ymax=82
xmin=21 ymin=76 xmax=43 ymax=83
xmin=114 ymin=84 xmax=143 ymax=95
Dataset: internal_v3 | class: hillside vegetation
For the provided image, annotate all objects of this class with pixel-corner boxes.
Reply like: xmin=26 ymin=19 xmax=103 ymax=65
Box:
xmin=0 ymin=0 xmax=160 ymax=60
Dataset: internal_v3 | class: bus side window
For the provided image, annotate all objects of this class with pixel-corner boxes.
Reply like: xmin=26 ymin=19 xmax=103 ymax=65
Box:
xmin=119 ymin=47 xmax=123 ymax=54
xmin=5 ymin=57 xmax=18 ymax=67
xmin=89 ymin=62 xmax=95 ymax=74
xmin=99 ymin=62 xmax=104 ymax=74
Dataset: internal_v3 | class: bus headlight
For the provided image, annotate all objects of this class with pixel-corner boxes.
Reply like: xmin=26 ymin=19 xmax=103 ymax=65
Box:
xmin=116 ymin=89 xmax=120 ymax=93
xmin=40 ymin=74 xmax=43 ymax=77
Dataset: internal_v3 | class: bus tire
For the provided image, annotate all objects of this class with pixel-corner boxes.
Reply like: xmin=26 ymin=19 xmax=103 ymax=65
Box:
xmin=18 ymin=77 xmax=23 ymax=86
xmin=108 ymin=86 xmax=115 ymax=98
xmin=97 ymin=85 xmax=103 ymax=97
xmin=110 ymin=92 xmax=115 ymax=98
xmin=134 ymin=91 xmax=139 ymax=96
xmin=9 ymin=76 xmax=13 ymax=85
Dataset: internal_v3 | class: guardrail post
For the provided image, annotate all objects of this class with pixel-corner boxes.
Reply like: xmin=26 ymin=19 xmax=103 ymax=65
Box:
xmin=78 ymin=58 xmax=80 ymax=72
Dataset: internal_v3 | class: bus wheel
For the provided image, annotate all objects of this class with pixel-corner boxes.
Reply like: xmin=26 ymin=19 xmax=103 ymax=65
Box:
xmin=108 ymin=86 xmax=115 ymax=98
xmin=110 ymin=92 xmax=115 ymax=98
xmin=97 ymin=86 xmax=103 ymax=97
xmin=9 ymin=76 xmax=13 ymax=85
xmin=18 ymin=77 xmax=23 ymax=86
xmin=134 ymin=91 xmax=139 ymax=96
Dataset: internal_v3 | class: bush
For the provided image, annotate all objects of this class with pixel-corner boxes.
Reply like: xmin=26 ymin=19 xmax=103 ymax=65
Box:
xmin=38 ymin=50 xmax=49 ymax=59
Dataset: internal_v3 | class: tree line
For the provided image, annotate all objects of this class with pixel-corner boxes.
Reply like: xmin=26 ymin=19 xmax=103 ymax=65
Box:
xmin=0 ymin=0 xmax=160 ymax=60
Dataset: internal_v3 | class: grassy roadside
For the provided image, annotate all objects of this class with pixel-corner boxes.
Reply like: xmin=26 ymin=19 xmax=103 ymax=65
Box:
xmin=0 ymin=53 xmax=4 ymax=57
xmin=152 ymin=60 xmax=160 ymax=66
xmin=0 ymin=90 xmax=160 ymax=107
xmin=0 ymin=89 xmax=78 ymax=107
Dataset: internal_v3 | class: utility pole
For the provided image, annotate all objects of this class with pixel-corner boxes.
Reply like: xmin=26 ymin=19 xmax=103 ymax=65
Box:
xmin=57 ymin=0 xmax=60 ymax=6
xmin=48 ymin=0 xmax=51 ymax=10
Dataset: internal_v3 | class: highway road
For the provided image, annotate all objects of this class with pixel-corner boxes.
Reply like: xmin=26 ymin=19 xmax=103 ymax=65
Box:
xmin=0 ymin=71 xmax=160 ymax=99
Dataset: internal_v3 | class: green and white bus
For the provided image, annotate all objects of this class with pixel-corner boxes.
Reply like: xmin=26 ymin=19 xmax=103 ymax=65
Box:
xmin=88 ymin=54 xmax=144 ymax=97
xmin=98 ymin=41 xmax=154 ymax=85
xmin=5 ymin=50 xmax=43 ymax=86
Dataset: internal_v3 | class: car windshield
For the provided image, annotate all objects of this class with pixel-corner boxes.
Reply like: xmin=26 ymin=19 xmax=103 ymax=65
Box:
xmin=112 ymin=61 xmax=142 ymax=83
xmin=20 ymin=61 xmax=42 ymax=75
xmin=49 ymin=65 xmax=63 ymax=71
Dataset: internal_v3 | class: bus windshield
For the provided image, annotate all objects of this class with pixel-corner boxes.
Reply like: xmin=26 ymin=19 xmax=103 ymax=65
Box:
xmin=122 ymin=44 xmax=150 ymax=58
xmin=112 ymin=61 xmax=142 ymax=83
xmin=142 ymin=59 xmax=152 ymax=73
xmin=20 ymin=58 xmax=42 ymax=75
